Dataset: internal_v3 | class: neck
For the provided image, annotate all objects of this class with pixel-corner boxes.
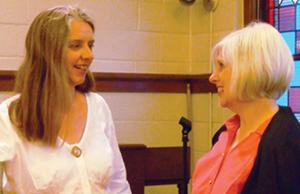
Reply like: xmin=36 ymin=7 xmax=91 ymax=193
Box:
xmin=68 ymin=86 xmax=77 ymax=105
xmin=232 ymin=98 xmax=278 ymax=138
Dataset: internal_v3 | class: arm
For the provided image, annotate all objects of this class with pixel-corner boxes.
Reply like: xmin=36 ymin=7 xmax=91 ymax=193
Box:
xmin=242 ymin=116 xmax=300 ymax=194
xmin=0 ymin=97 xmax=19 ymax=194
xmin=106 ymin=119 xmax=132 ymax=194
xmin=243 ymin=136 xmax=300 ymax=194
xmin=94 ymin=93 xmax=131 ymax=194
xmin=275 ymin=132 xmax=300 ymax=193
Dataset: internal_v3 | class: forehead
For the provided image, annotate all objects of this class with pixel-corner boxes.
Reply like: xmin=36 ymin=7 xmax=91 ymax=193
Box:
xmin=68 ymin=19 xmax=94 ymax=39
xmin=213 ymin=45 xmax=234 ymax=66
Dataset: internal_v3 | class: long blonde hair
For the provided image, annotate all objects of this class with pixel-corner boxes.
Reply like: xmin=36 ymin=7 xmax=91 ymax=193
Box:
xmin=9 ymin=5 xmax=95 ymax=146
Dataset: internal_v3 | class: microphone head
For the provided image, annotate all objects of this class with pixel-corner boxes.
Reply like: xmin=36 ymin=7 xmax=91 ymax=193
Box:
xmin=179 ymin=116 xmax=192 ymax=133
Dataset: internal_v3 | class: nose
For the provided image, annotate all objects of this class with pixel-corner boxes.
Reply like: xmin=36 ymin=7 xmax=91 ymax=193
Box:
xmin=81 ymin=45 xmax=94 ymax=61
xmin=209 ymin=71 xmax=218 ymax=84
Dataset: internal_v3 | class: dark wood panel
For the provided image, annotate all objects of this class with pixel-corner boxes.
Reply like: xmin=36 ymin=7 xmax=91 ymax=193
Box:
xmin=93 ymin=72 xmax=189 ymax=93
xmin=144 ymin=147 xmax=190 ymax=186
xmin=120 ymin=145 xmax=191 ymax=194
xmin=189 ymin=74 xmax=217 ymax=93
xmin=0 ymin=70 xmax=216 ymax=93
xmin=120 ymin=144 xmax=147 ymax=194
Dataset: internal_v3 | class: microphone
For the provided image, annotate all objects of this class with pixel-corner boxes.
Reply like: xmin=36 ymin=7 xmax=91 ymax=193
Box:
xmin=179 ymin=116 xmax=192 ymax=135
xmin=178 ymin=116 xmax=192 ymax=194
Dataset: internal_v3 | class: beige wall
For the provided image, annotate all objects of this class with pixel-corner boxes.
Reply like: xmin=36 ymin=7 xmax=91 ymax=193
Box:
xmin=190 ymin=0 xmax=243 ymax=175
xmin=0 ymin=0 xmax=190 ymax=73
xmin=0 ymin=0 xmax=243 ymax=193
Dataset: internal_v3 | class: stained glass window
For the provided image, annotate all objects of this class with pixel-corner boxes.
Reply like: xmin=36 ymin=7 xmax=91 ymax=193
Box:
xmin=266 ymin=0 xmax=300 ymax=121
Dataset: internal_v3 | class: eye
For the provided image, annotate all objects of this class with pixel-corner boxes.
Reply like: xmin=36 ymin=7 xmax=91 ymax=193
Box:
xmin=68 ymin=41 xmax=82 ymax=50
xmin=215 ymin=61 xmax=225 ymax=70
xmin=88 ymin=41 xmax=94 ymax=49
xmin=218 ymin=62 xmax=224 ymax=68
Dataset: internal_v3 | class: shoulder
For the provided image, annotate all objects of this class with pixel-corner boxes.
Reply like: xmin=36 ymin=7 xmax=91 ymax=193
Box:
xmin=248 ymin=106 xmax=300 ymax=193
xmin=264 ymin=106 xmax=300 ymax=137
xmin=261 ymin=106 xmax=300 ymax=148
xmin=0 ymin=94 xmax=20 ymax=128
xmin=0 ymin=95 xmax=20 ymax=161
xmin=85 ymin=92 xmax=112 ymax=115
xmin=85 ymin=92 xmax=115 ymax=137
xmin=86 ymin=92 xmax=107 ymax=105
xmin=211 ymin=114 xmax=239 ymax=146
xmin=0 ymin=95 xmax=19 ymax=126
xmin=0 ymin=94 xmax=19 ymax=113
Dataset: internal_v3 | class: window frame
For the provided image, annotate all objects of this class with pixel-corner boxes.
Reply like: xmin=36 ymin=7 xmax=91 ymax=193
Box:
xmin=245 ymin=0 xmax=300 ymax=119
xmin=245 ymin=0 xmax=300 ymax=60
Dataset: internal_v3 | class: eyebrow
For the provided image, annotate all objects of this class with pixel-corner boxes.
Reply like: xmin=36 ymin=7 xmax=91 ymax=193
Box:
xmin=68 ymin=39 xmax=95 ymax=42
xmin=69 ymin=39 xmax=95 ymax=42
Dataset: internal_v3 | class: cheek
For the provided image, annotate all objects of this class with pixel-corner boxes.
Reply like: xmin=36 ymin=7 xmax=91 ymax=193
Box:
xmin=64 ymin=58 xmax=73 ymax=74
xmin=64 ymin=56 xmax=76 ymax=77
xmin=65 ymin=53 xmax=74 ymax=64
xmin=64 ymin=49 xmax=79 ymax=64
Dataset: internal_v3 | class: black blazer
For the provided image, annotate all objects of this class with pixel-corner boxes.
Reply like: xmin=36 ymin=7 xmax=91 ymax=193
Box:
xmin=212 ymin=106 xmax=300 ymax=194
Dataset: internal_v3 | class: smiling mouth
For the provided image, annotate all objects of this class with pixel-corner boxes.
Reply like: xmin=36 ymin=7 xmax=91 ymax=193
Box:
xmin=74 ymin=64 xmax=88 ymax=71
xmin=217 ymin=87 xmax=224 ymax=93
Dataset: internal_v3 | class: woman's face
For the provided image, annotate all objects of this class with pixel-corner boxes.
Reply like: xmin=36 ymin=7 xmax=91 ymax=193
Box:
xmin=209 ymin=55 xmax=236 ymax=108
xmin=65 ymin=19 xmax=94 ymax=88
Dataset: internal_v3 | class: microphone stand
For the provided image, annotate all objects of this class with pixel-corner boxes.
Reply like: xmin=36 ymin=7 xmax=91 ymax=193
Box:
xmin=179 ymin=117 xmax=192 ymax=194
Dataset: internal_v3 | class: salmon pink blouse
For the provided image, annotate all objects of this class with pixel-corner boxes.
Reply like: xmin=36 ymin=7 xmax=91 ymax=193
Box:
xmin=192 ymin=115 xmax=272 ymax=194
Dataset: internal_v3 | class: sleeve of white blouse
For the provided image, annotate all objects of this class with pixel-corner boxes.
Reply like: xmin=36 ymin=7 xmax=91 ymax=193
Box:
xmin=104 ymin=103 xmax=132 ymax=194
xmin=0 ymin=101 xmax=16 ymax=162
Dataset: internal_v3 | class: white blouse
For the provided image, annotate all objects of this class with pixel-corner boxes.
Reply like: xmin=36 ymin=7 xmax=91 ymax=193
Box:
xmin=0 ymin=92 xmax=131 ymax=194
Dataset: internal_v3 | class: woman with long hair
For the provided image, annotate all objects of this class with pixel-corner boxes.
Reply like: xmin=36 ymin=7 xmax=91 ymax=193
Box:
xmin=0 ymin=5 xmax=131 ymax=194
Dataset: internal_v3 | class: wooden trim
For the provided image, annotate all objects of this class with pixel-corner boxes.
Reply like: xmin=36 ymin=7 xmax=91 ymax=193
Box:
xmin=244 ymin=0 xmax=259 ymax=25
xmin=0 ymin=70 xmax=216 ymax=93
xmin=0 ymin=71 xmax=16 ymax=91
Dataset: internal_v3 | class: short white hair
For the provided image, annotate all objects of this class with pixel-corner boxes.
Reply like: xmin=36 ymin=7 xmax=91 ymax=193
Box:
xmin=212 ymin=22 xmax=294 ymax=101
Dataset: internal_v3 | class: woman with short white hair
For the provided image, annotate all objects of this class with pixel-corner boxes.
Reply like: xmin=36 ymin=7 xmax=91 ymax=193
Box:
xmin=192 ymin=22 xmax=300 ymax=194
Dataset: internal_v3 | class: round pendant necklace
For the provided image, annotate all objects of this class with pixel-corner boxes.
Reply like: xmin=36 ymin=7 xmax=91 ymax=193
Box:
xmin=71 ymin=145 xmax=82 ymax=157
